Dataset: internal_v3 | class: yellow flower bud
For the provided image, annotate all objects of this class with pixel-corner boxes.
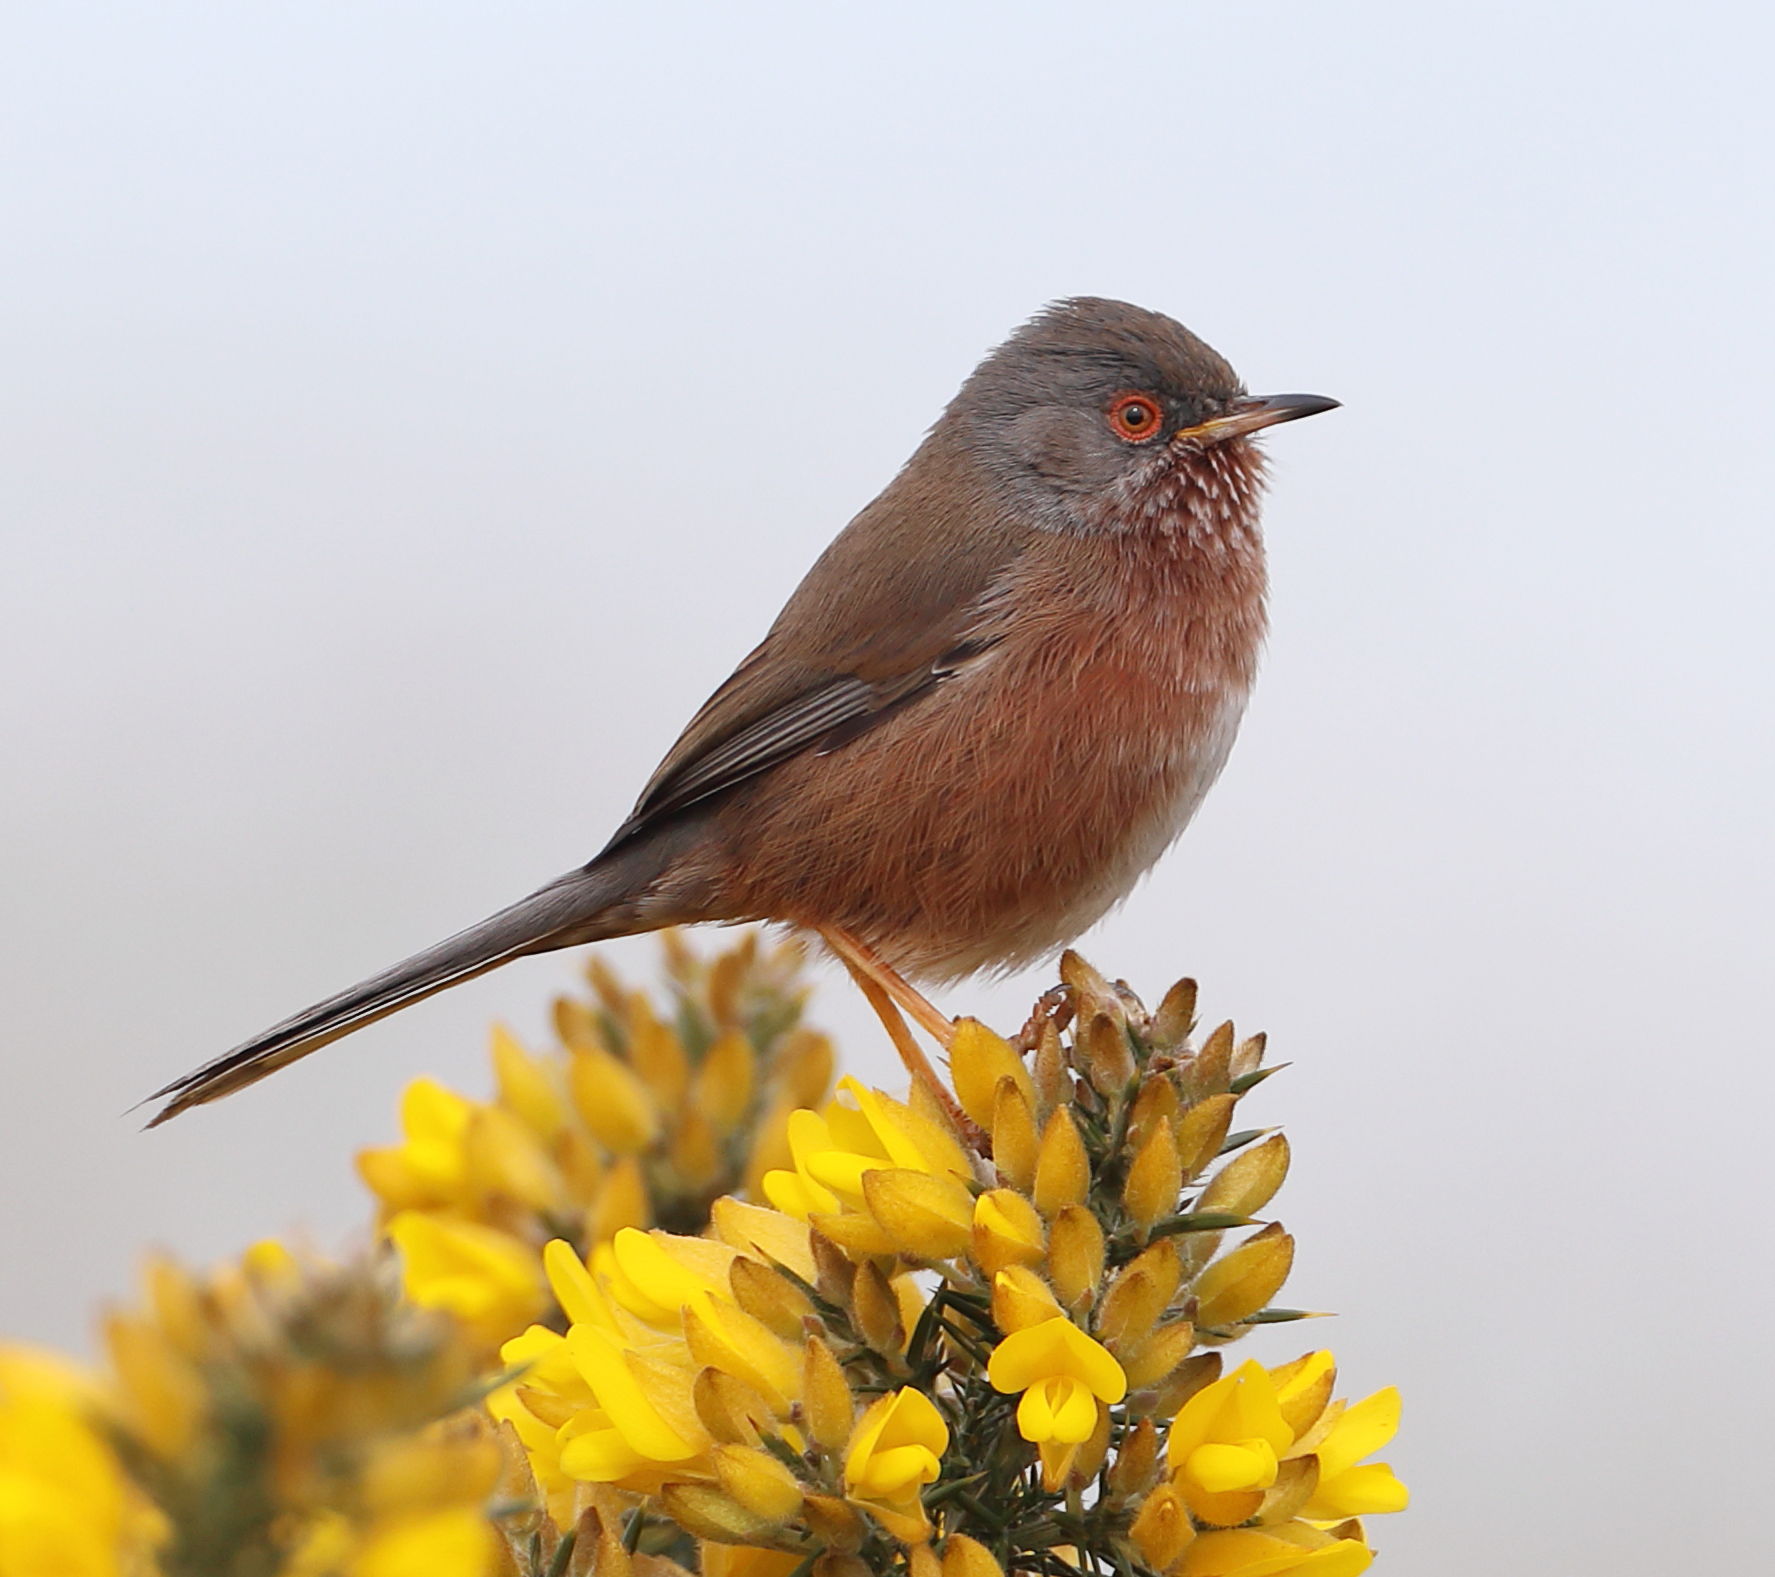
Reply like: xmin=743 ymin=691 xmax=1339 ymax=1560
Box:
xmin=141 ymin=1256 xmax=207 ymax=1359
xmin=699 ymin=938 xmax=744 ymax=1020
xmin=802 ymin=1337 xmax=855 ymax=1452
xmin=713 ymin=1443 xmax=805 ymax=1525
xmin=990 ymin=1081 xmax=1039 ymax=1193
xmin=1032 ymin=1019 xmax=1068 ymax=1109
xmin=103 ymin=1311 xmax=204 ymax=1457
xmin=729 ymin=1256 xmax=815 ymax=1340
xmin=809 ymin=1209 xmax=900 ymax=1259
xmin=585 ymin=1155 xmax=650 ymax=1243
xmin=890 ymin=1272 xmax=927 ymax=1344
xmin=1122 ymin=1116 xmax=1183 ymax=1229
xmin=991 ymin=1266 xmax=1062 ymax=1334
xmin=559 ymin=1127 xmax=609 ymax=1204
xmin=352 ymin=1507 xmax=500 ymax=1577
xmin=778 ymin=1029 xmax=836 ymax=1110
xmin=949 ymin=1018 xmax=1036 ymax=1129
xmin=1128 ymin=1076 xmax=1181 ymax=1149
xmin=684 ymin=1296 xmax=800 ymax=1413
xmin=552 ymin=992 xmax=600 ymax=1050
xmin=693 ymin=1368 xmax=775 ymax=1445
xmin=909 ymin=1548 xmax=940 ymax=1577
xmin=670 ymin=1109 xmax=724 ymax=1189
xmin=659 ymin=1483 xmax=779 ymax=1545
xmin=1108 ymin=1417 xmax=1160 ymax=1499
xmin=941 ymin=1533 xmax=1007 ymax=1577
xmin=1268 ymin=1349 xmax=1336 ymax=1439
xmin=697 ymin=1028 xmax=758 ymax=1134
xmin=1046 ymin=1205 xmax=1105 ymax=1313
xmin=1175 ymin=1093 xmax=1237 ymax=1180
xmin=1081 ymin=1011 xmax=1135 ymax=1093
xmin=861 ymin=1169 xmax=975 ymax=1261
xmin=802 ymin=1494 xmax=865 ymax=1552
xmin=1032 ymin=1108 xmax=1089 ymax=1217
xmin=743 ymin=1096 xmax=798 ymax=1197
xmin=1229 ymin=1031 xmax=1268 ymax=1084
xmin=581 ymin=956 xmax=627 ymax=1016
xmin=1198 ymin=1134 xmax=1290 ymax=1219
xmin=568 ymin=1044 xmax=661 ymax=1155
xmin=1193 ymin=1227 xmax=1295 ymax=1329
xmin=1187 ymin=1021 xmax=1236 ymax=1098
xmin=627 ymin=997 xmax=692 ymax=1107
xmin=970 ymin=1189 xmax=1046 ymax=1278
xmin=361 ymin=1431 xmax=503 ymax=1514
xmin=1128 ymin=1483 xmax=1195 ymax=1570
xmin=852 ymin=1262 xmax=906 ymax=1354
xmin=465 ymin=1103 xmax=561 ymax=1212
xmin=810 ymin=1232 xmax=856 ymax=1309
xmin=1156 ymin=1351 xmax=1224 ymax=1419
xmin=709 ymin=1198 xmax=817 ymax=1283
xmin=1119 ymin=1318 xmax=1198 ymax=1393
xmin=490 ymin=1023 xmax=567 ymax=1136
xmin=1098 ymin=1241 xmax=1182 ymax=1351
xmin=1058 ymin=948 xmax=1110 ymax=999
xmin=1151 ymin=976 xmax=1199 ymax=1049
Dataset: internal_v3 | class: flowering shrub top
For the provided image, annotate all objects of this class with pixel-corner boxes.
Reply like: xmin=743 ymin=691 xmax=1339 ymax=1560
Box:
xmin=0 ymin=936 xmax=1405 ymax=1577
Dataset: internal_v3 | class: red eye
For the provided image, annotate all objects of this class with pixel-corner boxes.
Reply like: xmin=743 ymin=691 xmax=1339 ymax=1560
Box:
xmin=1108 ymin=392 xmax=1163 ymax=442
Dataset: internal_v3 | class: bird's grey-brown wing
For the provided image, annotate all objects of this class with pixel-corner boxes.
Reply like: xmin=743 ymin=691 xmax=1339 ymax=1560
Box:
xmin=602 ymin=435 xmax=1035 ymax=852
xmin=602 ymin=651 xmax=957 ymax=849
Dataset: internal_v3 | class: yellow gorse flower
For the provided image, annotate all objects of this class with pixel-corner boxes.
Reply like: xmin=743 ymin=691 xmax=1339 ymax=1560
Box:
xmin=762 ymin=1075 xmax=973 ymax=1257
xmin=386 ymin=1209 xmax=548 ymax=1344
xmin=843 ymin=1387 xmax=950 ymax=1540
xmin=0 ymin=1345 xmax=163 ymax=1577
xmin=360 ymin=934 xmax=833 ymax=1349
xmin=988 ymin=1314 xmax=1127 ymax=1490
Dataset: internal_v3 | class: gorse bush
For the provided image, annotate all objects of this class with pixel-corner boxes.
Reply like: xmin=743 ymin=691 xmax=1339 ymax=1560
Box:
xmin=0 ymin=935 xmax=1405 ymax=1577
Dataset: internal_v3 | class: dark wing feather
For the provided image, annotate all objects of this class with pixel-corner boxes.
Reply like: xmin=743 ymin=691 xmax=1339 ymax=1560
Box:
xmin=602 ymin=656 xmax=966 ymax=850
xmin=610 ymin=670 xmax=877 ymax=838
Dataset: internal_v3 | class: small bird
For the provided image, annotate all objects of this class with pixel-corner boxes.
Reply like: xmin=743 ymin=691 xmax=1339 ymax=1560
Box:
xmin=149 ymin=298 xmax=1335 ymax=1124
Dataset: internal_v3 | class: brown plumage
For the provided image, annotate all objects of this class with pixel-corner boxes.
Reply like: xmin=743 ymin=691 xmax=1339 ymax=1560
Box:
xmin=149 ymin=297 xmax=1335 ymax=1123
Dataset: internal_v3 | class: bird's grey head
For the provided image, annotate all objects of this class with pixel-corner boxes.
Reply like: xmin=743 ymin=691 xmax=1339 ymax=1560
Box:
xmin=947 ymin=297 xmax=1336 ymax=538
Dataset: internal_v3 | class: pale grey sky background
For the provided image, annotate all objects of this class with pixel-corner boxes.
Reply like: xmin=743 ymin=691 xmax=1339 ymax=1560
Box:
xmin=3 ymin=4 xmax=1771 ymax=1571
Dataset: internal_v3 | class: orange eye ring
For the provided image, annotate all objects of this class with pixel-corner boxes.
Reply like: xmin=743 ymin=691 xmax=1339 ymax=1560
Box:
xmin=1108 ymin=392 xmax=1164 ymax=443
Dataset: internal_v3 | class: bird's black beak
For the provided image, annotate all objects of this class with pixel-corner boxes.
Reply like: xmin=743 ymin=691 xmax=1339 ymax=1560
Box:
xmin=1175 ymin=392 xmax=1341 ymax=445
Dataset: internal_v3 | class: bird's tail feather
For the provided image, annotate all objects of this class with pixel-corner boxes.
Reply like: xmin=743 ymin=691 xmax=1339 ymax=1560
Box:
xmin=145 ymin=862 xmax=644 ymax=1126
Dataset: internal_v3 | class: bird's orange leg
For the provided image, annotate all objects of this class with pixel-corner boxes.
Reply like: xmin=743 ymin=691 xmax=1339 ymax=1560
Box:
xmin=818 ymin=926 xmax=972 ymax=1139
xmin=819 ymin=925 xmax=956 ymax=1048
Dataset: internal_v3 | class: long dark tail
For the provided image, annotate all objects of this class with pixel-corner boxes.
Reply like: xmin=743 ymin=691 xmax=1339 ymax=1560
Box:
xmin=145 ymin=857 xmax=656 ymax=1126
